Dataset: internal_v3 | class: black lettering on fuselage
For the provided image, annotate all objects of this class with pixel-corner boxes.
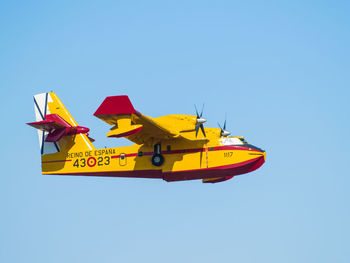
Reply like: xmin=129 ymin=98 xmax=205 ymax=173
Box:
xmin=67 ymin=152 xmax=83 ymax=158
xmin=94 ymin=149 xmax=116 ymax=156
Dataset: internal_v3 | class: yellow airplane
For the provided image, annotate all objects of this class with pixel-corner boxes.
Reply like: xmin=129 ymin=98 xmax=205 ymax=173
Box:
xmin=27 ymin=92 xmax=266 ymax=183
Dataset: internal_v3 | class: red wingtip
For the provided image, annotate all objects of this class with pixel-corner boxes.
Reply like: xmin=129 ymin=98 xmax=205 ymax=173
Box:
xmin=94 ymin=95 xmax=136 ymax=116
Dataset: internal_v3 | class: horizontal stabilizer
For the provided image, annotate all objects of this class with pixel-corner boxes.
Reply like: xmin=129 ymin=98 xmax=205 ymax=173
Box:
xmin=27 ymin=114 xmax=90 ymax=142
xmin=45 ymin=128 xmax=67 ymax=142
xmin=27 ymin=114 xmax=70 ymax=131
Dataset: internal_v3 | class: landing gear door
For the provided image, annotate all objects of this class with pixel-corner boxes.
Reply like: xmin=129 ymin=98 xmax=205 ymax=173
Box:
xmin=119 ymin=153 xmax=127 ymax=166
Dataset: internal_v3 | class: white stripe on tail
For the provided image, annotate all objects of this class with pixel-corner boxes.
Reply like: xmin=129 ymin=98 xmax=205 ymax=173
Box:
xmin=33 ymin=93 xmax=60 ymax=155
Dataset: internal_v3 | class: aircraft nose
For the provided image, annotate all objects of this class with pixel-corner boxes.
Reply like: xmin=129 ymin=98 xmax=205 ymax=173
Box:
xmin=259 ymin=149 xmax=266 ymax=161
xmin=247 ymin=144 xmax=266 ymax=161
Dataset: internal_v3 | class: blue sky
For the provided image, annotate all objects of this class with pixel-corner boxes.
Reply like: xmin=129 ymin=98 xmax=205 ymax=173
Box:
xmin=1 ymin=1 xmax=349 ymax=262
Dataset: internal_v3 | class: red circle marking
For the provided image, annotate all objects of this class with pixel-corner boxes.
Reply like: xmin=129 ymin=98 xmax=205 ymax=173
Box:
xmin=87 ymin=157 xmax=96 ymax=167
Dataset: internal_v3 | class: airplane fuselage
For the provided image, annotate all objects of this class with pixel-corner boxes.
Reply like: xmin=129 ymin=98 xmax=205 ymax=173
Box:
xmin=30 ymin=92 xmax=266 ymax=184
xmin=42 ymin=136 xmax=265 ymax=183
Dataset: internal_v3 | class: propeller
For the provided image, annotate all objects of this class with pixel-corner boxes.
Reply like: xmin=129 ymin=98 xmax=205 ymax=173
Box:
xmin=218 ymin=114 xmax=231 ymax=137
xmin=195 ymin=104 xmax=206 ymax=137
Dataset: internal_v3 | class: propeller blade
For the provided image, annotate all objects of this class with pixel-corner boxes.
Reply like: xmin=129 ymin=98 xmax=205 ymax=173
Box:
xmin=194 ymin=104 xmax=206 ymax=137
xmin=223 ymin=113 xmax=227 ymax=130
xmin=218 ymin=122 xmax=222 ymax=130
xmin=218 ymin=114 xmax=230 ymax=137
xmin=195 ymin=123 xmax=200 ymax=137
xmin=194 ymin=105 xmax=199 ymax=118
xmin=200 ymin=124 xmax=206 ymax=137
xmin=200 ymin=104 xmax=204 ymax=118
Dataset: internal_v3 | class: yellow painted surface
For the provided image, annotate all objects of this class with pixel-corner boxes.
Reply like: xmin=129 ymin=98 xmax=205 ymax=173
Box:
xmin=38 ymin=92 xmax=265 ymax=179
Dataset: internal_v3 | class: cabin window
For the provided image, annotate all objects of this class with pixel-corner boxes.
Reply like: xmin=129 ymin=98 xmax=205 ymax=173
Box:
xmin=209 ymin=147 xmax=214 ymax=151
xmin=167 ymin=145 xmax=171 ymax=152
xmin=138 ymin=151 xmax=143 ymax=157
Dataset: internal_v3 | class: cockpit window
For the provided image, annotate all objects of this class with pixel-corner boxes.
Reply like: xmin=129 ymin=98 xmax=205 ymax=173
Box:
xmin=219 ymin=138 xmax=243 ymax=146
xmin=239 ymin=138 xmax=247 ymax=144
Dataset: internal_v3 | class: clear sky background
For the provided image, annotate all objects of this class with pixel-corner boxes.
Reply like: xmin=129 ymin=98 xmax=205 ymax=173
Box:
xmin=1 ymin=1 xmax=349 ymax=262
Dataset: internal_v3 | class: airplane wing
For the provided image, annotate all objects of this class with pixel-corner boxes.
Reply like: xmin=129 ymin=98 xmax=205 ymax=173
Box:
xmin=94 ymin=96 xmax=205 ymax=145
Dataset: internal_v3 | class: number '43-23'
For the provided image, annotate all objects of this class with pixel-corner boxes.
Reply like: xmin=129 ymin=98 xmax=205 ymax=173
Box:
xmin=73 ymin=156 xmax=110 ymax=168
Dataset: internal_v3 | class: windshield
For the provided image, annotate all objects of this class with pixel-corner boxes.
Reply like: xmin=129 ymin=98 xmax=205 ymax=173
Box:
xmin=219 ymin=138 xmax=244 ymax=146
xmin=239 ymin=138 xmax=247 ymax=144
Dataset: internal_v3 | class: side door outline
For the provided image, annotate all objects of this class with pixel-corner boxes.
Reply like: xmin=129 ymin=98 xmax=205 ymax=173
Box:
xmin=119 ymin=153 xmax=127 ymax=166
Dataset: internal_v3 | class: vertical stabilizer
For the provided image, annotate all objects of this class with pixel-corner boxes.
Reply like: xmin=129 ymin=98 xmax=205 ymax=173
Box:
xmin=34 ymin=93 xmax=59 ymax=155
xmin=31 ymin=92 xmax=94 ymax=155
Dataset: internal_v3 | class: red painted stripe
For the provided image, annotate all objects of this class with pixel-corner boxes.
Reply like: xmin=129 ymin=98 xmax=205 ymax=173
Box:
xmin=111 ymin=153 xmax=138 ymax=159
xmin=211 ymin=145 xmax=262 ymax=152
xmin=44 ymin=145 xmax=261 ymax=167
xmin=108 ymin=126 xmax=143 ymax=138
xmin=42 ymin=159 xmax=72 ymax=163
xmin=165 ymin=156 xmax=262 ymax=174
xmin=163 ymin=156 xmax=265 ymax=182
xmin=45 ymin=155 xmax=265 ymax=183
xmin=110 ymin=145 xmax=261 ymax=159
